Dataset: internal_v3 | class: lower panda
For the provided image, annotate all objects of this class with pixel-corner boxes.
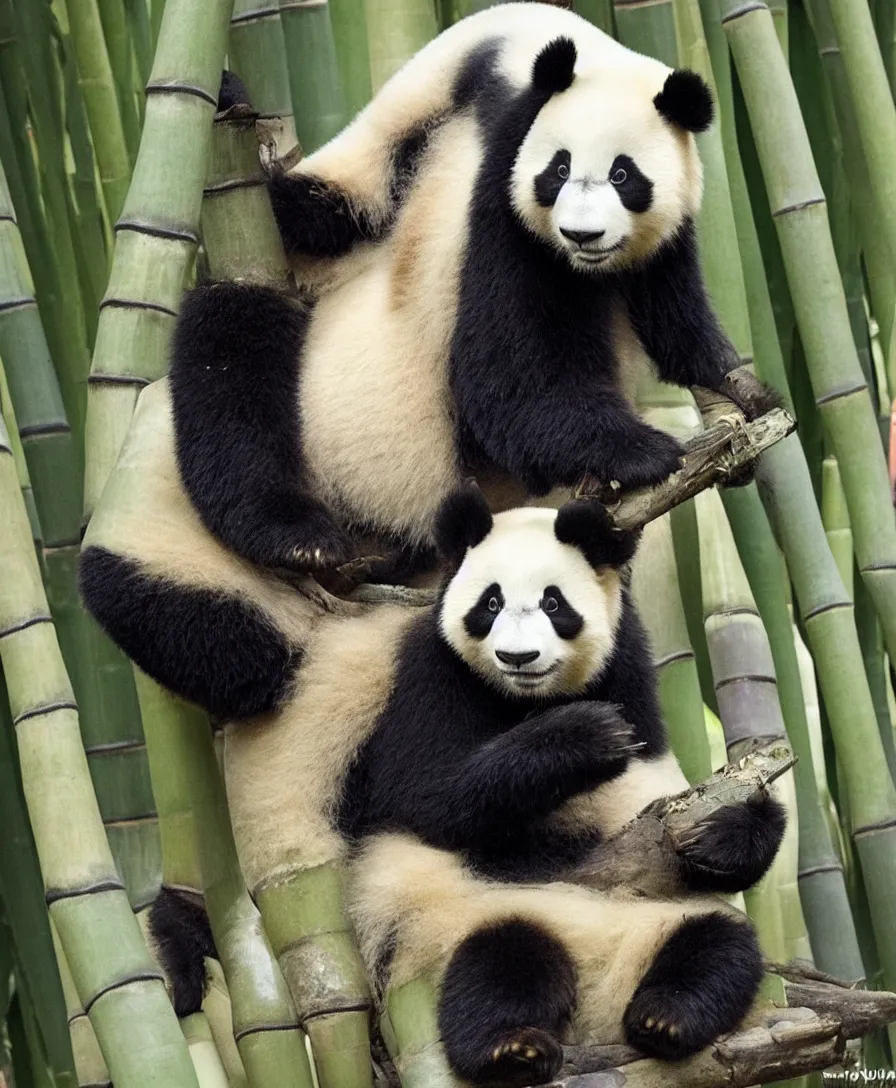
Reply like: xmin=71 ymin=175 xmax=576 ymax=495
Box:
xmin=152 ymin=485 xmax=785 ymax=1085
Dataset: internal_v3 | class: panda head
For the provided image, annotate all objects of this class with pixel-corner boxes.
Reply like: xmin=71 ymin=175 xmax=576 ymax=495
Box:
xmin=511 ymin=36 xmax=713 ymax=274
xmin=435 ymin=483 xmax=640 ymax=698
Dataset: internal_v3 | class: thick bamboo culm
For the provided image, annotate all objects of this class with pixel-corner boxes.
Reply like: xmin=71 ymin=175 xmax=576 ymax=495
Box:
xmin=279 ymin=0 xmax=347 ymax=153
xmin=83 ymin=0 xmax=234 ymax=522
xmin=721 ymin=0 xmax=896 ymax=995
xmin=199 ymin=100 xmax=373 ymax=1088
xmin=0 ymin=415 xmax=199 ymax=1088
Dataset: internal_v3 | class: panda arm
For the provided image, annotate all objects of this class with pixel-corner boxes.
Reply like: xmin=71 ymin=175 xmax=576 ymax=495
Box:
xmin=170 ymin=281 xmax=353 ymax=571
xmin=433 ymin=702 xmax=638 ymax=845
xmin=621 ymin=220 xmax=781 ymax=420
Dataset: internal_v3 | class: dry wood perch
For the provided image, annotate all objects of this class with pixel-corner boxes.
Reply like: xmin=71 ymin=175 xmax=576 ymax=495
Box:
xmin=372 ymin=966 xmax=896 ymax=1088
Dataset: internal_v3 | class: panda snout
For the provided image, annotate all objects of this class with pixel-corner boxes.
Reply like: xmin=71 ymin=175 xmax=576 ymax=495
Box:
xmin=559 ymin=227 xmax=605 ymax=248
xmin=495 ymin=649 xmax=541 ymax=668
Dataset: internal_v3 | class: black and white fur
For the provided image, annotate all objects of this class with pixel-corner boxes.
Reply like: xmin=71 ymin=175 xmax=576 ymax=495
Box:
xmin=156 ymin=486 xmax=784 ymax=1085
xmin=166 ymin=4 xmax=778 ymax=577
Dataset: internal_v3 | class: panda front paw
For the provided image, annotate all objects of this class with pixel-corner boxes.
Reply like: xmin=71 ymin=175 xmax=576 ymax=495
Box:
xmin=600 ymin=425 xmax=685 ymax=491
xmin=253 ymin=501 xmax=355 ymax=573
xmin=516 ymin=703 xmax=639 ymax=781
xmin=675 ymin=792 xmax=787 ymax=894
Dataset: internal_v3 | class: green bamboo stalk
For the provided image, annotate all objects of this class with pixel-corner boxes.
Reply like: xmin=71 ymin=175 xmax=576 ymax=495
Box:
xmin=572 ymin=0 xmax=614 ymax=34
xmin=0 ymin=158 xmax=160 ymax=908
xmin=280 ymin=0 xmax=347 ymax=152
xmin=873 ymin=0 xmax=896 ymax=102
xmin=124 ymin=0 xmax=153 ymax=83
xmin=673 ymin=0 xmax=865 ymax=983
xmin=363 ymin=0 xmax=438 ymax=92
xmin=855 ymin=571 xmax=896 ymax=788
xmin=60 ymin=30 xmax=110 ymax=344
xmin=51 ymin=921 xmax=111 ymax=1088
xmin=203 ymin=959 xmax=250 ymax=1088
xmin=721 ymin=20 xmax=896 ymax=994
xmin=824 ymin=0 xmax=896 ymax=276
xmin=801 ymin=0 xmax=896 ymax=388
xmin=229 ymin=0 xmax=296 ymax=147
xmin=821 ymin=456 xmax=853 ymax=594
xmin=614 ymin=0 xmax=676 ymax=66
xmin=0 ymin=355 xmax=40 ymax=545
xmin=1 ymin=0 xmax=90 ymax=448
xmin=669 ymin=500 xmax=718 ymax=715
xmin=0 ymin=674 xmax=76 ymax=1087
xmin=63 ymin=0 xmax=131 ymax=224
xmin=137 ymin=675 xmax=315 ymax=1088
xmin=0 ymin=416 xmax=199 ymax=1088
xmin=83 ymin=0 xmax=234 ymax=522
xmin=329 ymin=0 xmax=373 ymax=117
xmin=631 ymin=515 xmax=713 ymax=785
xmin=96 ymin=0 xmax=143 ymax=164
xmin=767 ymin=0 xmax=787 ymax=55
xmin=181 ymin=1012 xmax=232 ymax=1088
xmin=198 ymin=100 xmax=372 ymax=1088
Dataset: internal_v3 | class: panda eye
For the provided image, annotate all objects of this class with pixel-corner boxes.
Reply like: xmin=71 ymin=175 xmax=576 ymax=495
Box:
xmin=557 ymin=163 xmax=569 ymax=180
xmin=488 ymin=597 xmax=500 ymax=613
xmin=543 ymin=597 xmax=559 ymax=614
xmin=611 ymin=167 xmax=628 ymax=186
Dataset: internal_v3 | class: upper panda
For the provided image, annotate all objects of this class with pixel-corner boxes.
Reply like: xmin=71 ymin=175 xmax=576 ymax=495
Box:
xmin=153 ymin=485 xmax=785 ymax=1087
xmin=168 ymin=3 xmax=778 ymax=581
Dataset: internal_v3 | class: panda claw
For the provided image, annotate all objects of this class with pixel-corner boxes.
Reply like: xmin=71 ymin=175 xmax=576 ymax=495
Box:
xmin=477 ymin=1027 xmax=563 ymax=1087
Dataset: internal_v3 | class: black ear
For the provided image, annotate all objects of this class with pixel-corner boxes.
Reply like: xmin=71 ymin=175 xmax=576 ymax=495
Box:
xmin=654 ymin=69 xmax=714 ymax=133
xmin=555 ymin=499 xmax=640 ymax=569
xmin=434 ymin=482 xmax=494 ymax=565
xmin=532 ymin=36 xmax=577 ymax=97
xmin=217 ymin=70 xmax=252 ymax=112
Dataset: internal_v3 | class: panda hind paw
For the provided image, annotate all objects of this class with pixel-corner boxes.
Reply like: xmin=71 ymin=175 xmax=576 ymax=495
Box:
xmin=474 ymin=1027 xmax=563 ymax=1088
xmin=623 ymin=1003 xmax=694 ymax=1061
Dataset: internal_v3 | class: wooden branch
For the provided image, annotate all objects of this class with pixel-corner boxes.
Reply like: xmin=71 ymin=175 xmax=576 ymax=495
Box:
xmin=574 ymin=405 xmax=794 ymax=531
xmin=372 ymin=971 xmax=896 ymax=1088
xmin=569 ymin=740 xmax=795 ymax=897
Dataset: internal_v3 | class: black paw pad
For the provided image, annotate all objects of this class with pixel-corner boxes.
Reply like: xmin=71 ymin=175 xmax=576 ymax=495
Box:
xmin=676 ymin=793 xmax=787 ymax=894
xmin=624 ymin=912 xmax=763 ymax=1061
xmin=479 ymin=1027 xmax=563 ymax=1087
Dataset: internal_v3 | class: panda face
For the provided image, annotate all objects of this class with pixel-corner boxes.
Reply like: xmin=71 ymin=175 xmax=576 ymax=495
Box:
xmin=510 ymin=69 xmax=702 ymax=273
xmin=439 ymin=508 xmax=624 ymax=698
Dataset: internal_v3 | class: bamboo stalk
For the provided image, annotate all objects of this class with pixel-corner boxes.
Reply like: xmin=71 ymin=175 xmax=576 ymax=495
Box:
xmin=329 ymin=0 xmax=373 ymax=117
xmin=631 ymin=516 xmax=712 ymax=785
xmin=279 ymin=0 xmax=347 ymax=153
xmin=572 ymin=0 xmax=614 ymax=33
xmin=197 ymin=98 xmax=373 ymax=1088
xmin=51 ymin=923 xmax=110 ymax=1088
xmin=722 ymin=0 xmax=896 ymax=991
xmin=84 ymin=0 xmax=234 ymax=522
xmin=723 ymin=0 xmax=896 ymax=667
xmin=96 ymin=0 xmax=143 ymax=164
xmin=62 ymin=0 xmax=132 ymax=223
xmin=137 ymin=674 xmax=315 ymax=1088
xmin=362 ymin=0 xmax=439 ymax=92
xmin=0 ymin=416 xmax=199 ymax=1088
xmin=0 ymin=679 xmax=76 ymax=1086
xmin=0 ymin=0 xmax=90 ymax=448
xmin=229 ymin=0 xmax=296 ymax=147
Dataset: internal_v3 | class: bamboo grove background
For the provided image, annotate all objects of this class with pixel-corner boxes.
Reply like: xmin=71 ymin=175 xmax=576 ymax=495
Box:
xmin=1 ymin=0 xmax=896 ymax=1085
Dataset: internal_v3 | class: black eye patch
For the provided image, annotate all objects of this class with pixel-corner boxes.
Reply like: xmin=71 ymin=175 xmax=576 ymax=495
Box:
xmin=609 ymin=154 xmax=653 ymax=214
xmin=463 ymin=582 xmax=504 ymax=638
xmin=534 ymin=149 xmax=571 ymax=207
xmin=541 ymin=585 xmax=584 ymax=640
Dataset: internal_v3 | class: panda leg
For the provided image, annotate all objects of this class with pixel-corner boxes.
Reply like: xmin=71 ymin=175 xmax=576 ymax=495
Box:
xmin=170 ymin=281 xmax=354 ymax=573
xmin=623 ymin=911 xmax=763 ymax=1061
xmin=149 ymin=888 xmax=218 ymax=1018
xmin=438 ymin=919 xmax=575 ymax=1087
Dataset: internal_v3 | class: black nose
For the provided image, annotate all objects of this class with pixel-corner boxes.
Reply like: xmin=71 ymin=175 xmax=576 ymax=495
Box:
xmin=496 ymin=650 xmax=540 ymax=667
xmin=559 ymin=227 xmax=605 ymax=247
